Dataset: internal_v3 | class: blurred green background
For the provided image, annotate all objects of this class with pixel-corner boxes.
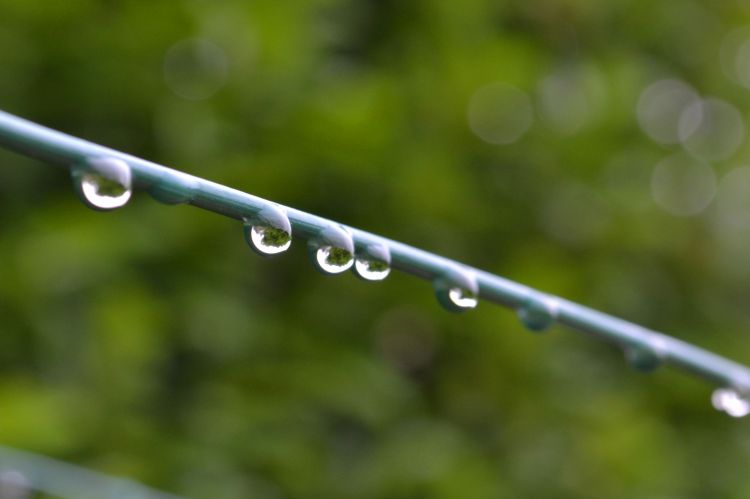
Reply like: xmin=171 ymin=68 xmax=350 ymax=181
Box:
xmin=1 ymin=0 xmax=750 ymax=497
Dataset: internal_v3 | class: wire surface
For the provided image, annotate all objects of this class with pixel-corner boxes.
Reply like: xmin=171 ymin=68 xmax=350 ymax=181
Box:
xmin=1 ymin=109 xmax=748 ymax=412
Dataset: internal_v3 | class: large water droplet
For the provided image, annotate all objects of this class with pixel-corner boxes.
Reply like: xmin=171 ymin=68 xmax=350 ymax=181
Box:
xmin=354 ymin=258 xmax=390 ymax=281
xmin=353 ymin=243 xmax=391 ymax=281
xmin=309 ymin=225 xmax=355 ymax=275
xmin=712 ymin=387 xmax=750 ymax=418
xmin=72 ymin=158 xmax=132 ymax=211
xmin=316 ymin=246 xmax=354 ymax=274
xmin=248 ymin=225 xmax=291 ymax=255
xmin=434 ymin=269 xmax=479 ymax=313
xmin=243 ymin=205 xmax=292 ymax=256
xmin=517 ymin=296 xmax=558 ymax=332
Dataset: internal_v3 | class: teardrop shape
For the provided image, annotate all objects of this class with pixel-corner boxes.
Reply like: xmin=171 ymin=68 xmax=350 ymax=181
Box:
xmin=624 ymin=336 xmax=667 ymax=372
xmin=434 ymin=268 xmax=479 ymax=313
xmin=72 ymin=158 xmax=132 ymax=211
xmin=354 ymin=258 xmax=390 ymax=281
xmin=243 ymin=205 xmax=292 ymax=256
xmin=624 ymin=346 xmax=662 ymax=372
xmin=248 ymin=225 xmax=292 ymax=255
xmin=517 ymin=296 xmax=558 ymax=332
xmin=149 ymin=171 xmax=199 ymax=205
xmin=712 ymin=387 xmax=750 ymax=418
xmin=315 ymin=246 xmax=353 ymax=273
xmin=309 ymin=225 xmax=355 ymax=275
xmin=353 ymin=244 xmax=391 ymax=281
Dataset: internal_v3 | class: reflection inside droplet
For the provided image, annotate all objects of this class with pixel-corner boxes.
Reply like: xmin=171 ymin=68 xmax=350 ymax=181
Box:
xmin=354 ymin=258 xmax=390 ymax=281
xmin=249 ymin=225 xmax=291 ymax=255
xmin=447 ymin=287 xmax=478 ymax=310
xmin=79 ymin=172 xmax=132 ymax=210
xmin=712 ymin=387 xmax=750 ymax=418
xmin=315 ymin=246 xmax=354 ymax=274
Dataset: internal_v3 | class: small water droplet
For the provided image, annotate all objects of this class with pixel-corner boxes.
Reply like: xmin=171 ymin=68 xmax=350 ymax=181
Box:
xmin=517 ymin=296 xmax=558 ymax=332
xmin=712 ymin=387 xmax=750 ymax=418
xmin=354 ymin=258 xmax=390 ymax=281
xmin=434 ymin=269 xmax=479 ymax=313
xmin=353 ymin=243 xmax=391 ymax=281
xmin=316 ymin=246 xmax=354 ymax=274
xmin=624 ymin=346 xmax=662 ymax=372
xmin=243 ymin=205 xmax=292 ymax=256
xmin=72 ymin=158 xmax=132 ymax=211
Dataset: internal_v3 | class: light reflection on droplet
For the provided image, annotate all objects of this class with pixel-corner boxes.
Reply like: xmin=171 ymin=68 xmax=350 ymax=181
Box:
xmin=0 ymin=470 xmax=31 ymax=499
xmin=315 ymin=246 xmax=354 ymax=274
xmin=678 ymin=97 xmax=744 ymax=161
xmin=248 ymin=226 xmax=291 ymax=255
xmin=636 ymin=79 xmax=699 ymax=144
xmin=467 ymin=82 xmax=533 ymax=145
xmin=650 ymin=153 xmax=716 ymax=216
xmin=447 ymin=287 xmax=478 ymax=310
xmin=163 ymin=38 xmax=228 ymax=101
xmin=354 ymin=258 xmax=390 ymax=281
xmin=712 ymin=387 xmax=750 ymax=418
xmin=80 ymin=173 xmax=132 ymax=209
xmin=72 ymin=158 xmax=133 ymax=211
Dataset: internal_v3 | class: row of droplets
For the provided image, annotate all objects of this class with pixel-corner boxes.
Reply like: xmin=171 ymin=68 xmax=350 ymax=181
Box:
xmin=70 ymin=157 xmax=750 ymax=417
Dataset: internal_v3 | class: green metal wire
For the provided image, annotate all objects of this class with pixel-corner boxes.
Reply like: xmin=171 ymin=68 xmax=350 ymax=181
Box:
xmin=0 ymin=445 xmax=184 ymax=499
xmin=1 ymin=109 xmax=749 ymax=416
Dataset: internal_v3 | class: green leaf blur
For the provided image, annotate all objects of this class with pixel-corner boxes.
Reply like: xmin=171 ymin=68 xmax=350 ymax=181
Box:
xmin=1 ymin=0 xmax=750 ymax=497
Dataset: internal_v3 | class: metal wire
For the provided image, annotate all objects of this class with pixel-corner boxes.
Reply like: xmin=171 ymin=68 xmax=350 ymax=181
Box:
xmin=0 ymin=445 xmax=184 ymax=499
xmin=1 ymin=109 xmax=749 ymax=416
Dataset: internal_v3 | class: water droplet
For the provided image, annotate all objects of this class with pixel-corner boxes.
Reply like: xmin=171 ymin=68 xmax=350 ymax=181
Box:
xmin=354 ymin=258 xmax=390 ymax=281
xmin=434 ymin=269 xmax=479 ymax=313
xmin=353 ymin=243 xmax=391 ymax=281
xmin=316 ymin=246 xmax=354 ymax=274
xmin=517 ymin=296 xmax=558 ymax=332
xmin=248 ymin=225 xmax=291 ymax=255
xmin=149 ymin=171 xmax=199 ymax=204
xmin=624 ymin=344 xmax=663 ymax=372
xmin=243 ymin=205 xmax=292 ymax=256
xmin=712 ymin=387 xmax=750 ymax=418
xmin=309 ymin=225 xmax=355 ymax=275
xmin=71 ymin=157 xmax=132 ymax=211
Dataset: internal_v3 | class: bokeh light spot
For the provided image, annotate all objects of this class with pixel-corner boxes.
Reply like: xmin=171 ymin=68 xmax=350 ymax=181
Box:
xmin=467 ymin=82 xmax=533 ymax=145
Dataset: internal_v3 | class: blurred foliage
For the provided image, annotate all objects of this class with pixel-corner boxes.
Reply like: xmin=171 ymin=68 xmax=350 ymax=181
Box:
xmin=2 ymin=0 xmax=750 ymax=497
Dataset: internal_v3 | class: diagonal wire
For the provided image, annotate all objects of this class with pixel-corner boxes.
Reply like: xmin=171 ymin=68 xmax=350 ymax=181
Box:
xmin=0 ymin=109 xmax=748 ymax=417
xmin=0 ymin=445 xmax=184 ymax=499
